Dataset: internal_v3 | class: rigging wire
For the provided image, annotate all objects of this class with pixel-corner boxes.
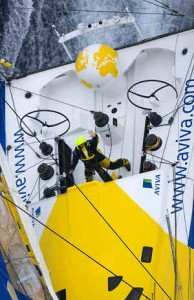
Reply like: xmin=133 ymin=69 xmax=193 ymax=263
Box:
xmin=165 ymin=211 xmax=183 ymax=300
xmin=13 ymin=5 xmax=172 ymax=12
xmin=29 ymin=179 xmax=50 ymax=203
xmin=143 ymin=0 xmax=172 ymax=11
xmin=4 ymin=94 xmax=58 ymax=164
xmin=142 ymin=0 xmax=183 ymax=16
xmin=145 ymin=152 xmax=177 ymax=166
xmin=25 ymin=158 xmax=54 ymax=172
xmin=8 ymin=85 xmax=20 ymax=129
xmin=4 ymin=86 xmax=60 ymax=206
xmin=26 ymin=175 xmax=40 ymax=204
xmin=7 ymin=136 xmax=44 ymax=160
xmin=148 ymin=51 xmax=194 ymax=170
xmin=14 ymin=6 xmax=35 ymax=10
xmin=64 ymin=0 xmax=194 ymax=21
xmin=168 ymin=53 xmax=194 ymax=123
xmin=38 ymin=176 xmax=41 ymax=202
xmin=107 ymin=124 xmax=112 ymax=160
xmin=150 ymin=0 xmax=194 ymax=20
xmin=152 ymin=0 xmax=176 ymax=8
xmin=154 ymin=36 xmax=194 ymax=296
xmin=158 ymin=122 xmax=173 ymax=169
xmin=9 ymin=85 xmax=92 ymax=113
xmin=0 ymin=192 xmax=153 ymax=300
xmin=64 ymin=8 xmax=181 ymax=16
xmin=13 ymin=3 xmax=194 ymax=20
xmin=172 ymin=165 xmax=179 ymax=299
xmin=161 ymin=102 xmax=185 ymax=119
xmin=4 ymin=84 xmax=72 ymax=205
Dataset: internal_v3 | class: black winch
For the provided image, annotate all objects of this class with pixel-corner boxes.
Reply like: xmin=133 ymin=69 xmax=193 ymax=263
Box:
xmin=145 ymin=134 xmax=162 ymax=151
xmin=149 ymin=112 xmax=162 ymax=126
xmin=37 ymin=163 xmax=54 ymax=180
xmin=143 ymin=161 xmax=157 ymax=172
xmin=92 ymin=111 xmax=109 ymax=127
xmin=39 ymin=142 xmax=53 ymax=156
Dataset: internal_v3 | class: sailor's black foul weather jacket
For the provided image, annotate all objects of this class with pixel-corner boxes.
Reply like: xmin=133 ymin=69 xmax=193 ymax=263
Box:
xmin=71 ymin=134 xmax=105 ymax=169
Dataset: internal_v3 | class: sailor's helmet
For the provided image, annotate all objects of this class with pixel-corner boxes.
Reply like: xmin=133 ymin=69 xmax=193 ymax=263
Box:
xmin=75 ymin=136 xmax=87 ymax=147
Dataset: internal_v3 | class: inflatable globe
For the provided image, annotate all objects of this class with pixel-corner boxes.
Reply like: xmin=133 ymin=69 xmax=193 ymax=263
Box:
xmin=75 ymin=44 xmax=119 ymax=89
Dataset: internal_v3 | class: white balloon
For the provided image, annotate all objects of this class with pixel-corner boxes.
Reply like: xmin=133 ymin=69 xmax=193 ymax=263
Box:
xmin=75 ymin=44 xmax=120 ymax=89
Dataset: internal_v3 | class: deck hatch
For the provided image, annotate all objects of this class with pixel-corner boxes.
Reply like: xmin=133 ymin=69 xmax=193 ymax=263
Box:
xmin=125 ymin=287 xmax=143 ymax=300
xmin=56 ymin=289 xmax=66 ymax=299
xmin=108 ymin=275 xmax=123 ymax=291
xmin=113 ymin=118 xmax=118 ymax=126
xmin=141 ymin=246 xmax=153 ymax=263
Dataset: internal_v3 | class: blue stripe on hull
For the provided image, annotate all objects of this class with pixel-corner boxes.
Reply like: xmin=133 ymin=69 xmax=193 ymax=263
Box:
xmin=188 ymin=200 xmax=194 ymax=248
xmin=0 ymin=251 xmax=31 ymax=299
xmin=0 ymin=82 xmax=6 ymax=152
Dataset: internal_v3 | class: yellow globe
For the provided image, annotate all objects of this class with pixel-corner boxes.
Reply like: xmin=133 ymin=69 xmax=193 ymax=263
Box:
xmin=75 ymin=44 xmax=119 ymax=89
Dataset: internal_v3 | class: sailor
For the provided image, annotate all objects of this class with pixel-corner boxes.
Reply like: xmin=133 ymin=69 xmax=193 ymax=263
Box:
xmin=71 ymin=130 xmax=131 ymax=182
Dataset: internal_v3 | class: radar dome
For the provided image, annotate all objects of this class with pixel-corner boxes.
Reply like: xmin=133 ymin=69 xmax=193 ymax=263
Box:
xmin=75 ymin=44 xmax=119 ymax=89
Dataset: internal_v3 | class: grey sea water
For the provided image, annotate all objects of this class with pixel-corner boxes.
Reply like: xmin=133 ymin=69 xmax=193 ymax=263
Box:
xmin=0 ymin=0 xmax=193 ymax=78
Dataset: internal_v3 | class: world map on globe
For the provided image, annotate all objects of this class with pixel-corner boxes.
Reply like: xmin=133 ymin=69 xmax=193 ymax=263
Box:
xmin=75 ymin=44 xmax=119 ymax=89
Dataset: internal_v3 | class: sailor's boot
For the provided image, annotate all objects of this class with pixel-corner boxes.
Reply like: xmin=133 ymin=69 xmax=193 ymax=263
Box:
xmin=85 ymin=168 xmax=95 ymax=182
xmin=123 ymin=159 xmax=131 ymax=171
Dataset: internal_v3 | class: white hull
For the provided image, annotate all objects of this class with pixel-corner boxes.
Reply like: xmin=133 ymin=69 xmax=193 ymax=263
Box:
xmin=1 ymin=29 xmax=194 ymax=299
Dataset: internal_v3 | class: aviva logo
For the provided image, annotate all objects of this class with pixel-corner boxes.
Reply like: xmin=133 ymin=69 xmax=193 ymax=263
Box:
xmin=143 ymin=179 xmax=152 ymax=189
xmin=35 ymin=207 xmax=41 ymax=218
xmin=143 ymin=175 xmax=161 ymax=195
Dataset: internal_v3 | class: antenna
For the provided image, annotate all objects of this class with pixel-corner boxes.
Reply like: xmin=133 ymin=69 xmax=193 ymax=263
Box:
xmin=52 ymin=13 xmax=137 ymax=60
xmin=125 ymin=7 xmax=143 ymax=39
xmin=52 ymin=25 xmax=73 ymax=61
xmin=58 ymin=15 xmax=136 ymax=43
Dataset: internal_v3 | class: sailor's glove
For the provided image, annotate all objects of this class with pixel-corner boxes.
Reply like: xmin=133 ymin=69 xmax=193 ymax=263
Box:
xmin=88 ymin=130 xmax=96 ymax=138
